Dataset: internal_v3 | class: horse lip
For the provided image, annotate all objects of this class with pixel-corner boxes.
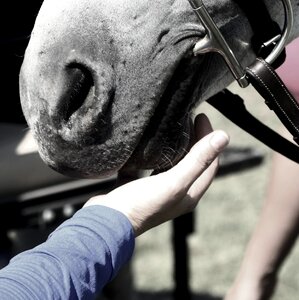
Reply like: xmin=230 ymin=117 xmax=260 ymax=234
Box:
xmin=22 ymin=31 xmax=202 ymax=177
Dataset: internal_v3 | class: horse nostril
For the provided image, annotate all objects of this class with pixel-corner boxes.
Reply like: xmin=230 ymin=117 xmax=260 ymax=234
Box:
xmin=59 ymin=63 xmax=94 ymax=122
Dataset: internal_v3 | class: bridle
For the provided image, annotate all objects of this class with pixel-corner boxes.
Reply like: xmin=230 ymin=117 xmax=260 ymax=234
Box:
xmin=188 ymin=0 xmax=293 ymax=86
xmin=187 ymin=0 xmax=299 ymax=163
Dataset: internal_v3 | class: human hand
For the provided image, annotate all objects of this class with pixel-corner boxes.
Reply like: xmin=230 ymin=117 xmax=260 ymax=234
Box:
xmin=84 ymin=114 xmax=229 ymax=236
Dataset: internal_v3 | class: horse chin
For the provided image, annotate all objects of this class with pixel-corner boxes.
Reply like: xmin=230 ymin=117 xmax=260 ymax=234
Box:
xmin=122 ymin=116 xmax=192 ymax=172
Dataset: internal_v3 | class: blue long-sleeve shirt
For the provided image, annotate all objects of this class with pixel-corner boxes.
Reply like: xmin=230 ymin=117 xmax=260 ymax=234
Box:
xmin=0 ymin=205 xmax=135 ymax=299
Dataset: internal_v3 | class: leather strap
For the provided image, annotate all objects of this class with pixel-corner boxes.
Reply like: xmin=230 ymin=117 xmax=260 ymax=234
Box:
xmin=207 ymin=90 xmax=299 ymax=164
xmin=205 ymin=0 xmax=299 ymax=162
xmin=246 ymin=58 xmax=299 ymax=145
xmin=208 ymin=57 xmax=299 ymax=161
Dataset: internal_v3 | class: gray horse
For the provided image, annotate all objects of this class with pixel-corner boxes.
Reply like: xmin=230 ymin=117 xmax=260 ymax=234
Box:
xmin=19 ymin=0 xmax=299 ymax=178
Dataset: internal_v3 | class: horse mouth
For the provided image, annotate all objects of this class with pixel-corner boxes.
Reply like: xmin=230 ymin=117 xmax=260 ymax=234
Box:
xmin=124 ymin=50 xmax=202 ymax=171
xmin=21 ymin=36 xmax=203 ymax=178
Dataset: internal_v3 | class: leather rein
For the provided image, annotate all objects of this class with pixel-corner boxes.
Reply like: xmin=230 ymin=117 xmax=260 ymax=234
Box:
xmin=187 ymin=0 xmax=299 ymax=163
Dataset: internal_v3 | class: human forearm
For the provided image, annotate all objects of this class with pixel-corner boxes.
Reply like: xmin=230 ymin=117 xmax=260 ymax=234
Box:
xmin=247 ymin=151 xmax=299 ymax=275
xmin=226 ymin=148 xmax=299 ymax=300
xmin=0 ymin=206 xmax=134 ymax=299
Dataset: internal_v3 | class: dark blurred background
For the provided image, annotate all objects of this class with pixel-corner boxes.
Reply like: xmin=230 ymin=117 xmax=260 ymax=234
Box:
xmin=0 ymin=2 xmax=43 ymax=123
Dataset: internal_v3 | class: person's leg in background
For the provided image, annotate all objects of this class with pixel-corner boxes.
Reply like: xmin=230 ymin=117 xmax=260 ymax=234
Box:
xmin=225 ymin=38 xmax=299 ymax=300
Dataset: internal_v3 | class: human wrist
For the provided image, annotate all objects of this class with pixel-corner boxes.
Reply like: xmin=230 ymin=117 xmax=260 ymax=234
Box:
xmin=84 ymin=196 xmax=141 ymax=236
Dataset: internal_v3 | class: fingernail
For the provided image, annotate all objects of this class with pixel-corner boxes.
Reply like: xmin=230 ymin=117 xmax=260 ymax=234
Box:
xmin=210 ymin=131 xmax=229 ymax=151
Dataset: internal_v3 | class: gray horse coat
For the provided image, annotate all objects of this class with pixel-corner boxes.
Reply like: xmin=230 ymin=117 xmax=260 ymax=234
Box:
xmin=20 ymin=0 xmax=299 ymax=178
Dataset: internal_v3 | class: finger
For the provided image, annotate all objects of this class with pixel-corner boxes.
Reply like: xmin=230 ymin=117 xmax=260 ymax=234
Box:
xmin=194 ymin=113 xmax=213 ymax=140
xmin=188 ymin=114 xmax=213 ymax=149
xmin=184 ymin=113 xmax=217 ymax=195
xmin=187 ymin=156 xmax=219 ymax=201
xmin=174 ymin=157 xmax=219 ymax=214
xmin=168 ymin=129 xmax=229 ymax=193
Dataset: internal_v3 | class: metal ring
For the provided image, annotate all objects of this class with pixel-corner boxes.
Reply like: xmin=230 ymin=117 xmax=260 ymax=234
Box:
xmin=265 ymin=0 xmax=294 ymax=64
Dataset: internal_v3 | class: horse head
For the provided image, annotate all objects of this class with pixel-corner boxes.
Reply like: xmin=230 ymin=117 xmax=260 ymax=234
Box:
xmin=20 ymin=0 xmax=298 ymax=178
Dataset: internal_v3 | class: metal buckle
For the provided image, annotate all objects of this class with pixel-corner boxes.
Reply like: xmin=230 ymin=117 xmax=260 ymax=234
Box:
xmin=187 ymin=0 xmax=294 ymax=88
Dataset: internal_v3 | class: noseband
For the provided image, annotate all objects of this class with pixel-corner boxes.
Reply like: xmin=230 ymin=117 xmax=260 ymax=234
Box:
xmin=188 ymin=0 xmax=299 ymax=163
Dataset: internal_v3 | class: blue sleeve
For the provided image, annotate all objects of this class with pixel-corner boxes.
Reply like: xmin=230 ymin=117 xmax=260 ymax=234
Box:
xmin=0 ymin=205 xmax=135 ymax=300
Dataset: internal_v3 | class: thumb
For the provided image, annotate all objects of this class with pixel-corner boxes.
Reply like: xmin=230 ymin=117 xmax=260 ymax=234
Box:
xmin=168 ymin=129 xmax=229 ymax=192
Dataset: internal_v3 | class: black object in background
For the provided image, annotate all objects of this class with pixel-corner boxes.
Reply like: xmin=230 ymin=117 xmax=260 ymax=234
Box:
xmin=0 ymin=2 xmax=43 ymax=123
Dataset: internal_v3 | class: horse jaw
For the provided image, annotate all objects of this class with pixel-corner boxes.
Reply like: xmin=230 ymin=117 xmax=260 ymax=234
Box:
xmin=20 ymin=0 xmax=299 ymax=178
